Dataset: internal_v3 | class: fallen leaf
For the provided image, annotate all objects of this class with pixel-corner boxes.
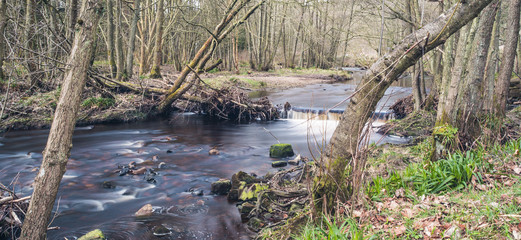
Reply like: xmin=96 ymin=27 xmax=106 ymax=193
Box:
xmin=514 ymin=230 xmax=521 ymax=240
xmin=389 ymin=201 xmax=400 ymax=210
xmin=395 ymin=188 xmax=405 ymax=198
xmin=376 ymin=202 xmax=384 ymax=212
xmin=390 ymin=225 xmax=406 ymax=236
xmin=353 ymin=210 xmax=363 ymax=218
xmin=401 ymin=208 xmax=415 ymax=218
xmin=476 ymin=184 xmax=488 ymax=191
xmin=514 ymin=167 xmax=521 ymax=175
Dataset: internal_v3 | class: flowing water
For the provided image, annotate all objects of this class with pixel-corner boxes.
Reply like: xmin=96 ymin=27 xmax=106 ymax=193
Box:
xmin=0 ymin=70 xmax=414 ymax=239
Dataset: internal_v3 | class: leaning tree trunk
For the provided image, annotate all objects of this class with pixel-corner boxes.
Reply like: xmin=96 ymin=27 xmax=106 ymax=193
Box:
xmin=0 ymin=0 xmax=7 ymax=80
xmin=313 ymin=0 xmax=496 ymax=214
xmin=19 ymin=0 xmax=103 ymax=239
xmin=125 ymin=0 xmax=141 ymax=79
xmin=495 ymin=0 xmax=521 ymax=116
xmin=149 ymin=0 xmax=164 ymax=78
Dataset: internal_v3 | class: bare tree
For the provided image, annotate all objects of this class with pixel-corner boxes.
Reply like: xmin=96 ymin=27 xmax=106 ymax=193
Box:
xmin=125 ymin=0 xmax=141 ymax=79
xmin=495 ymin=0 xmax=521 ymax=116
xmin=19 ymin=0 xmax=104 ymax=238
xmin=150 ymin=0 xmax=164 ymax=78
xmin=0 ymin=0 xmax=7 ymax=80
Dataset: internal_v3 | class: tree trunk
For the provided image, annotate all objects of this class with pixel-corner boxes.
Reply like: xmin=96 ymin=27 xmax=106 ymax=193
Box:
xmin=115 ymin=0 xmax=125 ymax=80
xmin=495 ymin=0 xmax=521 ymax=116
xmin=106 ymin=0 xmax=117 ymax=78
xmin=125 ymin=0 xmax=141 ymax=79
xmin=149 ymin=0 xmax=164 ymax=78
xmin=66 ymin=0 xmax=78 ymax=41
xmin=0 ymin=0 xmax=7 ymax=80
xmin=314 ymin=0 xmax=496 ymax=213
xmin=412 ymin=63 xmax=423 ymax=110
xmin=19 ymin=0 xmax=103 ymax=239
xmin=24 ymin=0 xmax=41 ymax=87
xmin=483 ymin=4 xmax=501 ymax=111
xmin=458 ymin=1 xmax=498 ymax=135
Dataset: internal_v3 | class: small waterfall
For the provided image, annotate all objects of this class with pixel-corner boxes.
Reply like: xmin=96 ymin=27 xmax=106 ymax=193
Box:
xmin=279 ymin=106 xmax=395 ymax=122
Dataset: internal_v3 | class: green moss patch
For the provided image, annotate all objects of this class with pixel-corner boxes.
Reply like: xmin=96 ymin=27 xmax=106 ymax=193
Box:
xmin=270 ymin=144 xmax=295 ymax=158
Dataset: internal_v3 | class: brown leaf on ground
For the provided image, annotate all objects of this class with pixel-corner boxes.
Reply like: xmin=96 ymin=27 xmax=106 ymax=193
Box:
xmin=401 ymin=208 xmax=415 ymax=218
xmin=389 ymin=200 xmax=400 ymax=210
xmin=376 ymin=202 xmax=384 ymax=212
xmin=390 ymin=225 xmax=407 ymax=236
xmin=476 ymin=184 xmax=489 ymax=191
xmin=353 ymin=210 xmax=363 ymax=218
xmin=395 ymin=188 xmax=405 ymax=198
xmin=504 ymin=179 xmax=517 ymax=186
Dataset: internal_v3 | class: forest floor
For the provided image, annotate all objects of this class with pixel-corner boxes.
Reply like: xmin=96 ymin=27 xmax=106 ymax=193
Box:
xmin=0 ymin=65 xmax=348 ymax=132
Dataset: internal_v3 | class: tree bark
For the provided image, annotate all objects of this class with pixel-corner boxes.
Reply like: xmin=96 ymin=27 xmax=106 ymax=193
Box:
xmin=314 ymin=0 xmax=497 ymax=213
xmin=125 ymin=0 xmax=141 ymax=79
xmin=495 ymin=0 xmax=521 ymax=116
xmin=66 ymin=0 xmax=78 ymax=41
xmin=483 ymin=3 xmax=501 ymax=111
xmin=115 ymin=0 xmax=125 ymax=80
xmin=19 ymin=0 xmax=103 ymax=239
xmin=149 ymin=0 xmax=164 ymax=78
xmin=107 ymin=0 xmax=117 ymax=78
xmin=0 ymin=0 xmax=7 ymax=80
xmin=24 ymin=0 xmax=41 ymax=87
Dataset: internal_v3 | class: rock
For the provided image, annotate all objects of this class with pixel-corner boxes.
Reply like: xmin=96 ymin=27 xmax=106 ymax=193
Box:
xmin=135 ymin=204 xmax=153 ymax=217
xmin=144 ymin=169 xmax=157 ymax=183
xmin=119 ymin=166 xmax=130 ymax=176
xmin=288 ymin=154 xmax=301 ymax=165
xmin=209 ymin=147 xmax=220 ymax=155
xmin=132 ymin=167 xmax=147 ymax=175
xmin=211 ymin=179 xmax=232 ymax=195
xmin=247 ymin=217 xmax=264 ymax=232
xmin=228 ymin=171 xmax=257 ymax=201
xmin=78 ymin=229 xmax=105 ymax=240
xmin=152 ymin=225 xmax=171 ymax=237
xmin=101 ymin=181 xmax=116 ymax=189
xmin=128 ymin=161 xmax=136 ymax=169
xmin=158 ymin=162 xmax=167 ymax=169
xmin=191 ymin=189 xmax=204 ymax=196
xmin=269 ymin=144 xmax=294 ymax=158
xmin=271 ymin=161 xmax=288 ymax=168
xmin=239 ymin=183 xmax=269 ymax=201
xmin=239 ymin=202 xmax=256 ymax=221
xmin=166 ymin=149 xmax=173 ymax=153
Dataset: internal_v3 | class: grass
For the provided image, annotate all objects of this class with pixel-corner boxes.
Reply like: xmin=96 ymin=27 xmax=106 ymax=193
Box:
xmin=293 ymin=138 xmax=521 ymax=239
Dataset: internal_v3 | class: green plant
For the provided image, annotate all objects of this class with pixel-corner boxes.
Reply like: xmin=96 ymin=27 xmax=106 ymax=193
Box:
xmin=81 ymin=97 xmax=115 ymax=109
xmin=295 ymin=216 xmax=363 ymax=240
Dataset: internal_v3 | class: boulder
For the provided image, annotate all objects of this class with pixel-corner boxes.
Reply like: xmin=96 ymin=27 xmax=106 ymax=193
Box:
xmin=271 ymin=161 xmax=288 ymax=168
xmin=227 ymin=171 xmax=257 ymax=201
xmin=78 ymin=229 xmax=105 ymax=240
xmin=152 ymin=225 xmax=171 ymax=237
xmin=269 ymin=144 xmax=294 ymax=158
xmin=211 ymin=179 xmax=231 ymax=195
xmin=135 ymin=204 xmax=153 ymax=217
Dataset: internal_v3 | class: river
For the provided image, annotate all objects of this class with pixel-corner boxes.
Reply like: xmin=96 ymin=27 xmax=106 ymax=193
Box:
xmin=0 ymin=71 xmax=413 ymax=239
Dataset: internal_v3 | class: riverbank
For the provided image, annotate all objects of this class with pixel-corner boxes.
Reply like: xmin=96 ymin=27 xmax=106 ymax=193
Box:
xmin=0 ymin=66 xmax=349 ymax=132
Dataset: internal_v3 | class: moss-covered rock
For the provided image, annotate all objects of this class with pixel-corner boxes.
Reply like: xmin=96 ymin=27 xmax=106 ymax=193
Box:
xmin=228 ymin=171 xmax=257 ymax=201
xmin=211 ymin=179 xmax=232 ymax=195
xmin=78 ymin=229 xmax=105 ymax=240
xmin=269 ymin=144 xmax=295 ymax=158
xmin=239 ymin=183 xmax=269 ymax=201
xmin=272 ymin=161 xmax=288 ymax=168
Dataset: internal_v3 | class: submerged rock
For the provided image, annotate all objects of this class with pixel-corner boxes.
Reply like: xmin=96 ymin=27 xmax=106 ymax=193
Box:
xmin=101 ymin=181 xmax=116 ymax=189
xmin=211 ymin=179 xmax=231 ymax=195
xmin=135 ymin=204 xmax=153 ymax=217
xmin=209 ymin=147 xmax=220 ymax=155
xmin=78 ymin=229 xmax=105 ymax=240
xmin=152 ymin=225 xmax=171 ymax=237
xmin=271 ymin=161 xmax=288 ymax=168
xmin=269 ymin=144 xmax=294 ymax=158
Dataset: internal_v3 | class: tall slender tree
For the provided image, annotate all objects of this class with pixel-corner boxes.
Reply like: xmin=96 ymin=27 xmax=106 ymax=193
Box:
xmin=495 ymin=0 xmax=521 ymax=116
xmin=0 ymin=0 xmax=7 ymax=80
xmin=125 ymin=0 xmax=141 ymax=79
xmin=106 ymin=0 xmax=117 ymax=78
xmin=19 ymin=0 xmax=104 ymax=238
xmin=150 ymin=0 xmax=164 ymax=78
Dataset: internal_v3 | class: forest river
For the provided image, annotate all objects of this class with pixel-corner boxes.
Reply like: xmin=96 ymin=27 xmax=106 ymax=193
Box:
xmin=0 ymin=71 xmax=413 ymax=239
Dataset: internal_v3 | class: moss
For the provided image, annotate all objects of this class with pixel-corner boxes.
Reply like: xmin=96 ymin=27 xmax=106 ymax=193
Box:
xmin=78 ymin=229 xmax=105 ymax=240
xmin=239 ymin=183 xmax=269 ymax=201
xmin=81 ymin=97 xmax=115 ymax=109
xmin=269 ymin=144 xmax=295 ymax=158
xmin=312 ymin=157 xmax=350 ymax=215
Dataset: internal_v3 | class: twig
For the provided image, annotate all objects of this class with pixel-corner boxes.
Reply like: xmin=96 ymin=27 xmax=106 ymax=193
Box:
xmin=263 ymin=127 xmax=280 ymax=144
